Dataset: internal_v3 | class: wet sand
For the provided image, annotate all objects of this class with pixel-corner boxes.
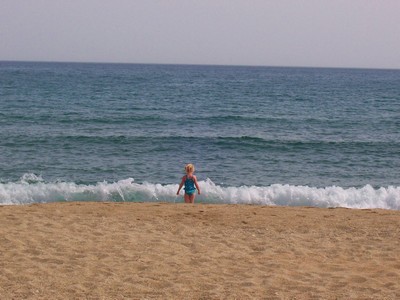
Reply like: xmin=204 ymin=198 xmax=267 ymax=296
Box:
xmin=1 ymin=202 xmax=399 ymax=299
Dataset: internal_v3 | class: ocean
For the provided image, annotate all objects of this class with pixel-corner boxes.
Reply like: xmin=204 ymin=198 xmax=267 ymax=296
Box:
xmin=1 ymin=61 xmax=399 ymax=208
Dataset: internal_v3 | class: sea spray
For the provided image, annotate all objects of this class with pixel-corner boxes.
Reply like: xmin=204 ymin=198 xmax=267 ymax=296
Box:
xmin=0 ymin=175 xmax=399 ymax=210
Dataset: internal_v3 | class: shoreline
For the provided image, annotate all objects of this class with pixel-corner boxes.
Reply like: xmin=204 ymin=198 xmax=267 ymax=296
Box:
xmin=1 ymin=202 xmax=399 ymax=299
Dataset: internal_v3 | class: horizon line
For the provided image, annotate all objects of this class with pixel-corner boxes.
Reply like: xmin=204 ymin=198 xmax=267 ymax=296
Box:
xmin=1 ymin=59 xmax=399 ymax=71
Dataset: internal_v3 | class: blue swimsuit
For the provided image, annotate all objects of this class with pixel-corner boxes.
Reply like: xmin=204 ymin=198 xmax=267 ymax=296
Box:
xmin=184 ymin=175 xmax=196 ymax=195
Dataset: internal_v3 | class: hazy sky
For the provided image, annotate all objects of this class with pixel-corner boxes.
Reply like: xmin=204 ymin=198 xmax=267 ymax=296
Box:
xmin=1 ymin=0 xmax=399 ymax=68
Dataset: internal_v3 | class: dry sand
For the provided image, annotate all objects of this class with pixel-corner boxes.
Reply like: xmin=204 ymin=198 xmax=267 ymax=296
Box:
xmin=0 ymin=202 xmax=399 ymax=299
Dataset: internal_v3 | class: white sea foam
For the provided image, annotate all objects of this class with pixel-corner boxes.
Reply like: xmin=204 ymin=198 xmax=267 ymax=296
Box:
xmin=0 ymin=174 xmax=399 ymax=210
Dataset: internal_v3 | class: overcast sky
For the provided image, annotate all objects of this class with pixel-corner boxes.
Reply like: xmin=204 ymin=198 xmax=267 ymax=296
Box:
xmin=1 ymin=0 xmax=399 ymax=69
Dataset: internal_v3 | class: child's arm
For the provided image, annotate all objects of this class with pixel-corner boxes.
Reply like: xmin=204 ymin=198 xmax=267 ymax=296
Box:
xmin=176 ymin=177 xmax=185 ymax=195
xmin=193 ymin=176 xmax=201 ymax=195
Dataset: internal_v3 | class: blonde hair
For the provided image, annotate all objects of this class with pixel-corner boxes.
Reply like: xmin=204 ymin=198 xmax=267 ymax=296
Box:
xmin=185 ymin=163 xmax=195 ymax=173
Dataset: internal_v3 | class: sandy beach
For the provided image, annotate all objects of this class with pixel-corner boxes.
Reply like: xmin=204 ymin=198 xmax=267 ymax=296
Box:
xmin=1 ymin=202 xmax=399 ymax=299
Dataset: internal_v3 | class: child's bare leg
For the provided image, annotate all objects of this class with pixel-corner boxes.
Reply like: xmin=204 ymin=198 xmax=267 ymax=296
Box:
xmin=189 ymin=194 xmax=195 ymax=203
xmin=184 ymin=194 xmax=191 ymax=203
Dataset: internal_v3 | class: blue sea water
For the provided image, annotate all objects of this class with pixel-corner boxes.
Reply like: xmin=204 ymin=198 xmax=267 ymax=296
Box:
xmin=1 ymin=61 xmax=399 ymax=208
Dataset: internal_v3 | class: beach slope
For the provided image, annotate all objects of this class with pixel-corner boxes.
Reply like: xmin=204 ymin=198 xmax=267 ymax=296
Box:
xmin=1 ymin=202 xmax=399 ymax=299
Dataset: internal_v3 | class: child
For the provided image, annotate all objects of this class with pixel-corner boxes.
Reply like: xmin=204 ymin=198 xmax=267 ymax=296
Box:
xmin=176 ymin=163 xmax=201 ymax=203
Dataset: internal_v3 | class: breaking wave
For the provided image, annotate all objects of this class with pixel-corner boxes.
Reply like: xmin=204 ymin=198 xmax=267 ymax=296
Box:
xmin=0 ymin=174 xmax=399 ymax=210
